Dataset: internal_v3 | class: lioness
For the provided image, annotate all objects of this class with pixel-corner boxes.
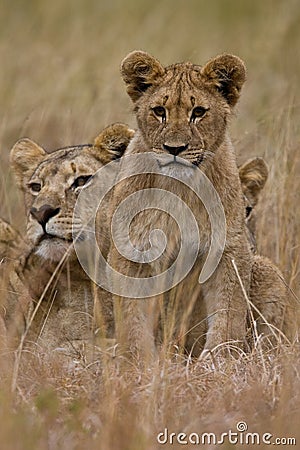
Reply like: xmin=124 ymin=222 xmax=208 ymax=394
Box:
xmin=5 ymin=123 xmax=134 ymax=350
xmin=109 ymin=51 xmax=253 ymax=359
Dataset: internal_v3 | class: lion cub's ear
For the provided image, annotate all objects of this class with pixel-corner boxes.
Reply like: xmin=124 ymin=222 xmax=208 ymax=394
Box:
xmin=121 ymin=51 xmax=165 ymax=102
xmin=201 ymin=54 xmax=246 ymax=108
xmin=239 ymin=157 xmax=268 ymax=207
xmin=0 ymin=217 xmax=22 ymax=259
xmin=92 ymin=123 xmax=135 ymax=164
xmin=10 ymin=138 xmax=46 ymax=190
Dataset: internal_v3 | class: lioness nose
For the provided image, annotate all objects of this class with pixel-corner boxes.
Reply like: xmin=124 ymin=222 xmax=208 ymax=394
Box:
xmin=30 ymin=205 xmax=60 ymax=228
xmin=163 ymin=143 xmax=188 ymax=156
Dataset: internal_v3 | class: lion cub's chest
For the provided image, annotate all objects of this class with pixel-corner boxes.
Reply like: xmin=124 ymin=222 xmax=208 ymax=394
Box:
xmin=123 ymin=185 xmax=211 ymax=273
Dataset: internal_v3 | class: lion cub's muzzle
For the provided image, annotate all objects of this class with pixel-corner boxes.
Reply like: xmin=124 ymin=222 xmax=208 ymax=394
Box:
xmin=163 ymin=142 xmax=189 ymax=156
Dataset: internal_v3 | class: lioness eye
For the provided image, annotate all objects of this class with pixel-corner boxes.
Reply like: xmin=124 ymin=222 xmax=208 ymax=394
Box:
xmin=72 ymin=175 xmax=92 ymax=189
xmin=191 ymin=106 xmax=207 ymax=121
xmin=152 ymin=106 xmax=166 ymax=120
xmin=29 ymin=182 xmax=42 ymax=193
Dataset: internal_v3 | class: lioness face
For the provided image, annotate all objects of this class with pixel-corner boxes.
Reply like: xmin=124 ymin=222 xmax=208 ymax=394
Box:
xmin=22 ymin=148 xmax=101 ymax=261
xmin=10 ymin=124 xmax=134 ymax=262
xmin=121 ymin=51 xmax=246 ymax=167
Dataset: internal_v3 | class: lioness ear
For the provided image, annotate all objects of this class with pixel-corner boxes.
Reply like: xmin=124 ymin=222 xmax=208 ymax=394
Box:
xmin=201 ymin=54 xmax=246 ymax=107
xmin=121 ymin=51 xmax=165 ymax=102
xmin=239 ymin=157 xmax=268 ymax=206
xmin=10 ymin=138 xmax=46 ymax=190
xmin=91 ymin=123 xmax=135 ymax=164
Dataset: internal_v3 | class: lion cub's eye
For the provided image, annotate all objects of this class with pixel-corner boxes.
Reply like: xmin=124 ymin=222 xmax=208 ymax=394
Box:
xmin=28 ymin=182 xmax=42 ymax=194
xmin=71 ymin=175 xmax=93 ymax=190
xmin=152 ymin=106 xmax=166 ymax=121
xmin=191 ymin=106 xmax=208 ymax=122
xmin=245 ymin=206 xmax=253 ymax=218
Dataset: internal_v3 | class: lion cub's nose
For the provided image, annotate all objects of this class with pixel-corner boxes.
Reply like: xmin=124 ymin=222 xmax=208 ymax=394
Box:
xmin=30 ymin=205 xmax=60 ymax=228
xmin=163 ymin=142 xmax=189 ymax=156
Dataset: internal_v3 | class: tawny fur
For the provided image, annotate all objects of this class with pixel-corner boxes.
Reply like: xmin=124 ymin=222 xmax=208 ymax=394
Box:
xmin=239 ymin=158 xmax=297 ymax=343
xmin=250 ymin=254 xmax=296 ymax=343
xmin=0 ymin=218 xmax=22 ymax=260
xmin=3 ymin=123 xmax=134 ymax=350
xmin=0 ymin=218 xmax=24 ymax=343
xmin=109 ymin=51 xmax=253 ymax=360
xmin=239 ymin=157 xmax=268 ymax=253
xmin=2 ymin=138 xmax=294 ymax=353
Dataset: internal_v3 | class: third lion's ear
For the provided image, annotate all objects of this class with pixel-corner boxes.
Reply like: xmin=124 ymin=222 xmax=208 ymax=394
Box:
xmin=201 ymin=53 xmax=246 ymax=108
xmin=239 ymin=157 xmax=269 ymax=206
xmin=121 ymin=51 xmax=165 ymax=102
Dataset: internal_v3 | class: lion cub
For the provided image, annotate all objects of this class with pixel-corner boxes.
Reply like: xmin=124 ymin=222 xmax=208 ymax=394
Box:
xmin=0 ymin=218 xmax=22 ymax=261
xmin=239 ymin=157 xmax=297 ymax=342
xmin=5 ymin=123 xmax=134 ymax=350
xmin=109 ymin=51 xmax=253 ymax=359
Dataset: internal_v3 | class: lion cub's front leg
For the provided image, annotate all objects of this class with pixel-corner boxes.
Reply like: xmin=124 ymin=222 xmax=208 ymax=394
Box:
xmin=201 ymin=246 xmax=250 ymax=356
xmin=109 ymin=248 xmax=158 ymax=364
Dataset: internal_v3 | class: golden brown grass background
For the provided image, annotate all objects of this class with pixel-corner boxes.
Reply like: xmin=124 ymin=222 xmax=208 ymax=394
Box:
xmin=0 ymin=0 xmax=300 ymax=448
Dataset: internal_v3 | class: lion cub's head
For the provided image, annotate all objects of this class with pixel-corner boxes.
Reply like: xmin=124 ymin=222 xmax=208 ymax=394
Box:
xmin=10 ymin=123 xmax=134 ymax=262
xmin=121 ymin=51 xmax=246 ymax=166
xmin=239 ymin=157 xmax=268 ymax=252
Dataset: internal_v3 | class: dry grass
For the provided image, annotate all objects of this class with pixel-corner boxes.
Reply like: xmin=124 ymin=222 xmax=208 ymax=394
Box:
xmin=1 ymin=0 xmax=300 ymax=448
